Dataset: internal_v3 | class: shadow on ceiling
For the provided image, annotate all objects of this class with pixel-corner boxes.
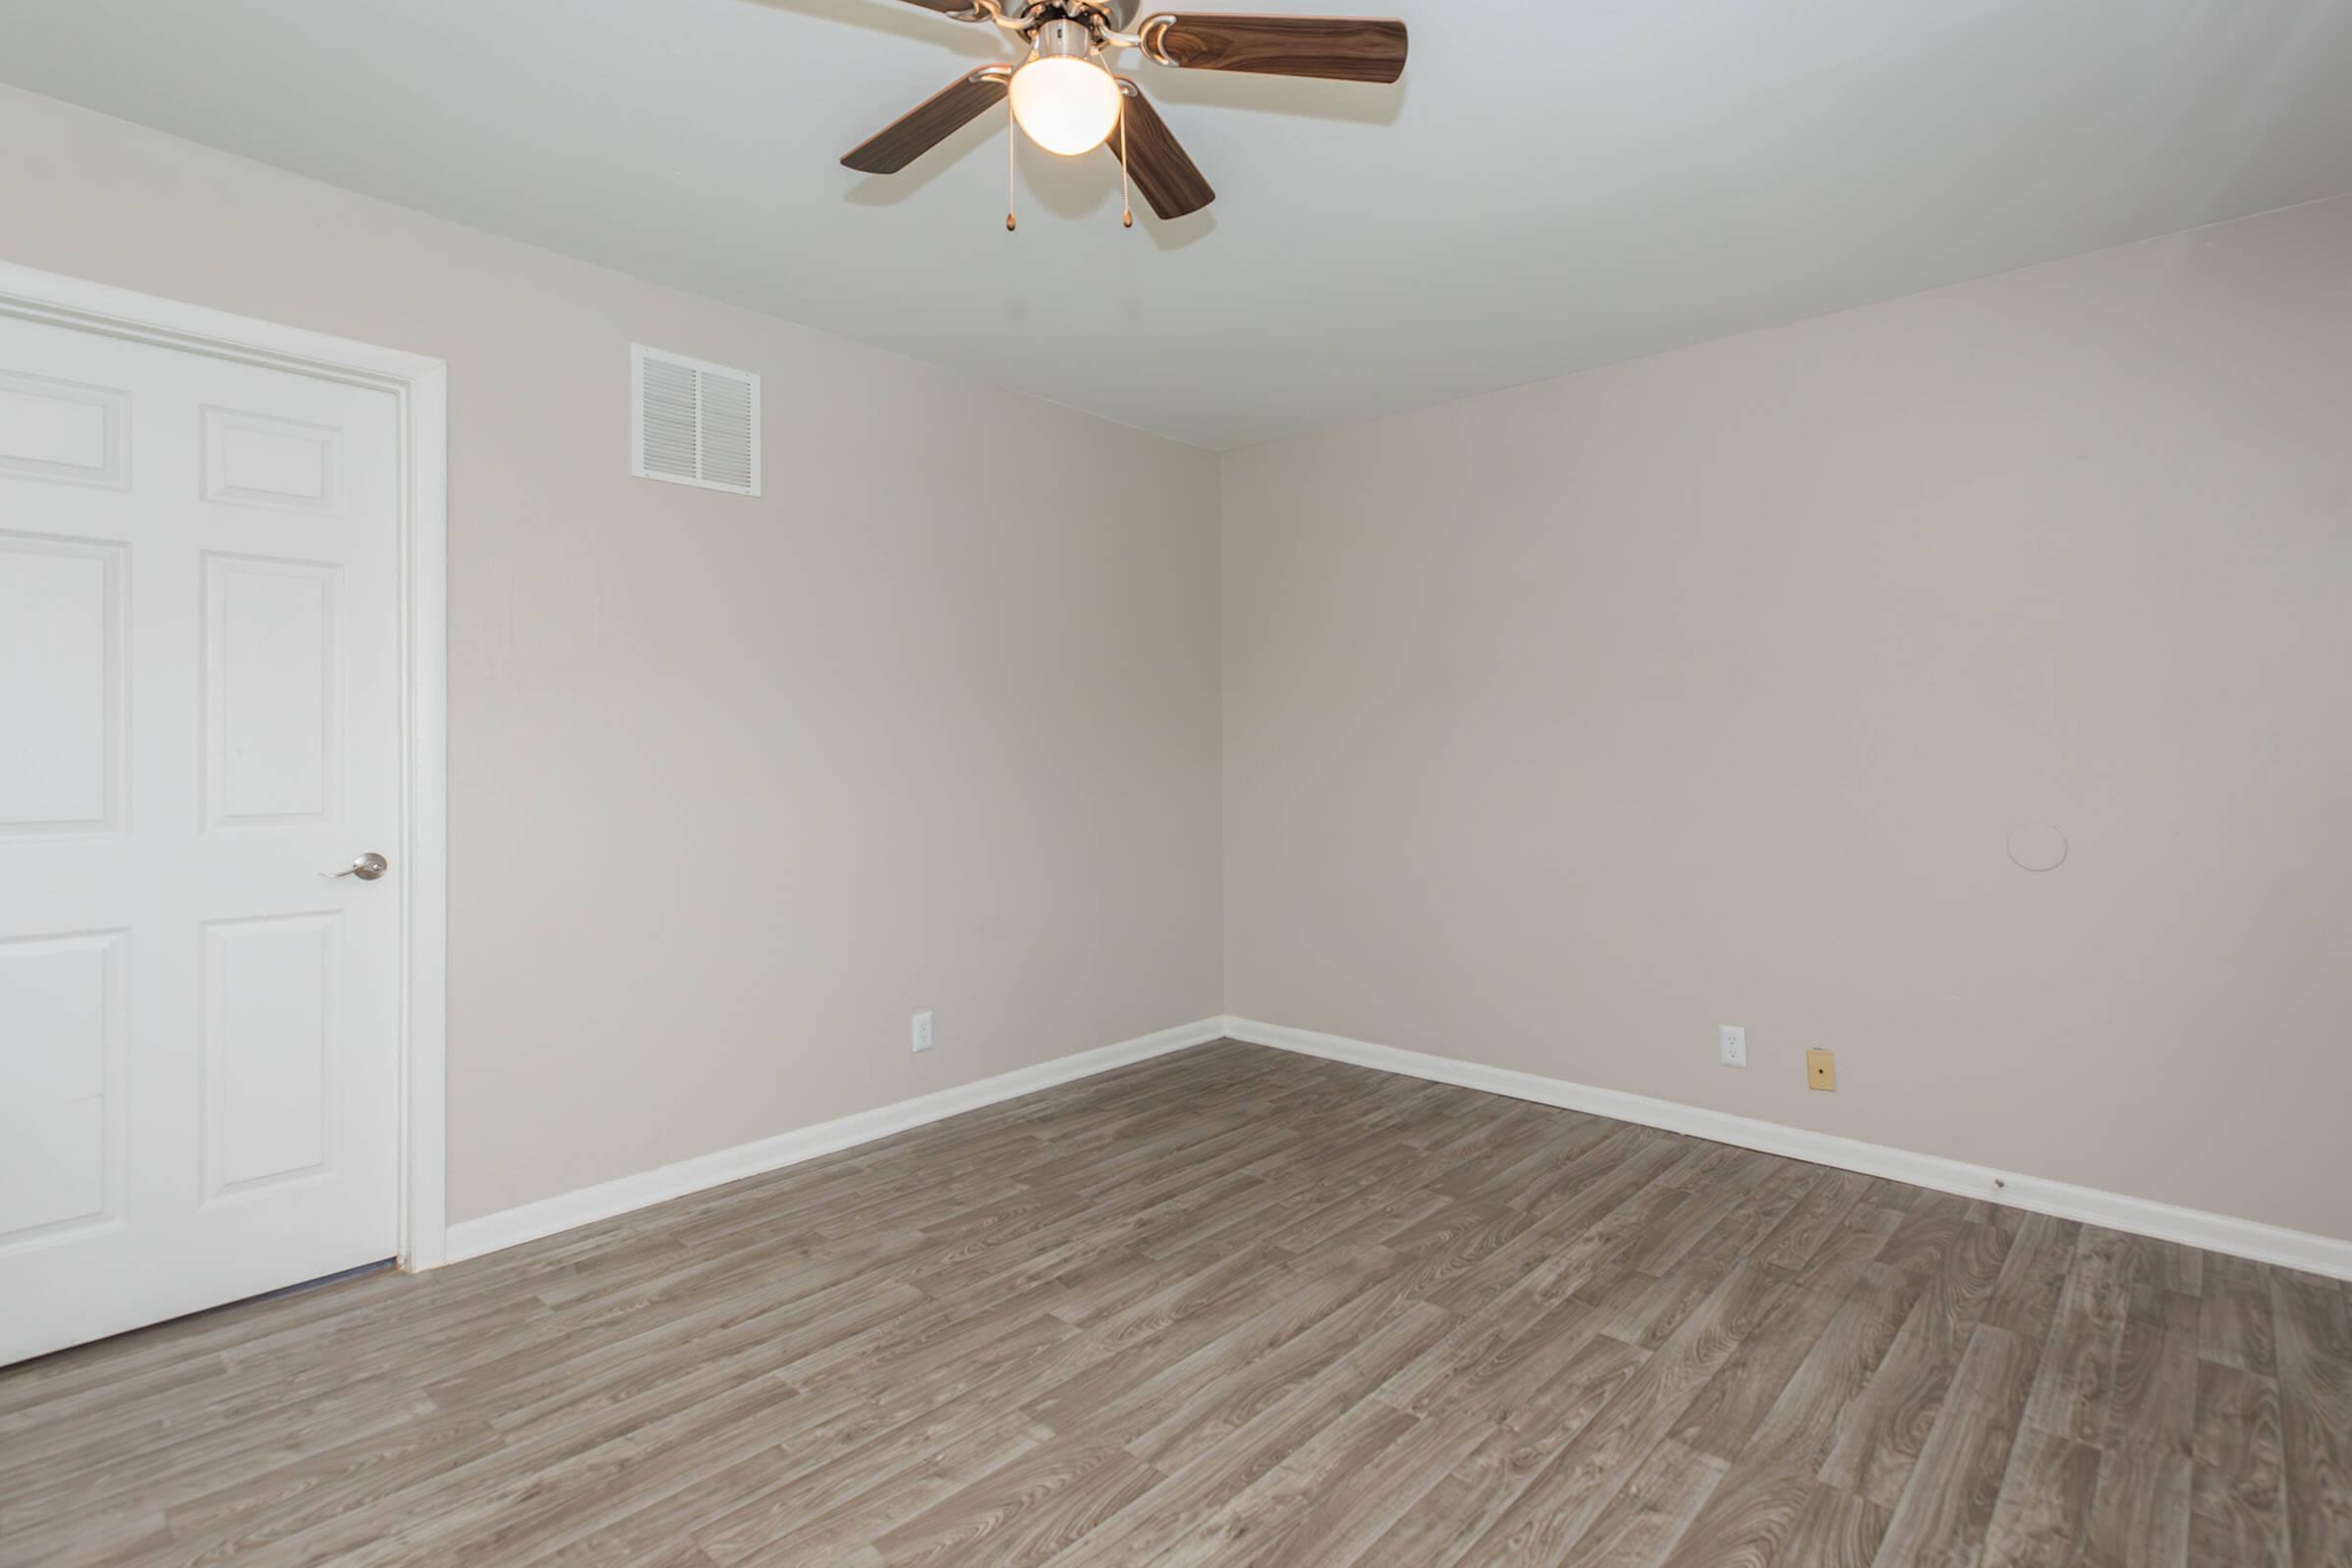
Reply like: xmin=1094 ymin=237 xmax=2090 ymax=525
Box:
xmin=840 ymin=114 xmax=1220 ymax=253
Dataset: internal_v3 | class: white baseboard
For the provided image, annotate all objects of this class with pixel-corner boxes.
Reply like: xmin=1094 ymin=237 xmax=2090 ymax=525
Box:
xmin=1219 ymin=1015 xmax=2352 ymax=1282
xmin=444 ymin=1009 xmax=2352 ymax=1283
xmin=443 ymin=1017 xmax=1228 ymax=1265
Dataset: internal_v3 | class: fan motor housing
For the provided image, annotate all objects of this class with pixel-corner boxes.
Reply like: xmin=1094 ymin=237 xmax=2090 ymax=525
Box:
xmin=1032 ymin=17 xmax=1096 ymax=59
xmin=1040 ymin=0 xmax=1140 ymax=36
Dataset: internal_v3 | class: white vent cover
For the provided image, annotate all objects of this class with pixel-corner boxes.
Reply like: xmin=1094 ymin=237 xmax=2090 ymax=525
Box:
xmin=631 ymin=345 xmax=760 ymax=496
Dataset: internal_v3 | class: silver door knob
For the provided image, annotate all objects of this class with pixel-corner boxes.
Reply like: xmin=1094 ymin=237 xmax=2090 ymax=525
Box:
xmin=325 ymin=852 xmax=389 ymax=881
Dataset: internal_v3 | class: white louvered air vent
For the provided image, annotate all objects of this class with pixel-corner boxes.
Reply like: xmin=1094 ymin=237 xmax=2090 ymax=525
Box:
xmin=631 ymin=345 xmax=761 ymax=496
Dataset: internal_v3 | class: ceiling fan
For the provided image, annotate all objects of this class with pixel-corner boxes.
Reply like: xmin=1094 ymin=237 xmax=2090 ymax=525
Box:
xmin=842 ymin=1 xmax=1408 ymax=223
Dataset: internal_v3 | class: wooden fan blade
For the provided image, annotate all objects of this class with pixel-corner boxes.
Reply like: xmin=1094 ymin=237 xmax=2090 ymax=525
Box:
xmin=842 ymin=70 xmax=1009 ymax=174
xmin=893 ymin=0 xmax=981 ymax=12
xmin=1144 ymin=14 xmax=1406 ymax=83
xmin=1108 ymin=85 xmax=1216 ymax=220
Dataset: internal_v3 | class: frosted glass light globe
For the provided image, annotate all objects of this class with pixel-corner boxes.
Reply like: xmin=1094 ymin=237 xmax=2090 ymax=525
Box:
xmin=1009 ymin=55 xmax=1122 ymax=157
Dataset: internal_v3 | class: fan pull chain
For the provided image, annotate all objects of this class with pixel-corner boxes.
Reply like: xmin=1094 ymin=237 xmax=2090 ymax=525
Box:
xmin=1005 ymin=96 xmax=1018 ymax=232
xmin=1119 ymin=92 xmax=1134 ymax=229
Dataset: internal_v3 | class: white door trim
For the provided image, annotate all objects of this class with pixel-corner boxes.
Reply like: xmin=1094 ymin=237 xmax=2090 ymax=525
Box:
xmin=0 ymin=261 xmax=450 ymax=1273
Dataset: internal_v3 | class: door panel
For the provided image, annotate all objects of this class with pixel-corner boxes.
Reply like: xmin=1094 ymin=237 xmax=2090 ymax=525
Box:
xmin=0 ymin=314 xmax=401 ymax=1365
xmin=202 ymin=911 xmax=338 ymax=1196
xmin=0 ymin=369 xmax=130 ymax=489
xmin=0 ymin=930 xmax=124 ymax=1242
xmin=0 ymin=532 xmax=125 ymax=835
xmin=205 ymin=554 xmax=342 ymax=827
xmin=201 ymin=404 xmax=340 ymax=514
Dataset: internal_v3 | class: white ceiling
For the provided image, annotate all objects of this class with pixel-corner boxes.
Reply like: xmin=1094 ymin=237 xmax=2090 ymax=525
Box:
xmin=6 ymin=0 xmax=2350 ymax=449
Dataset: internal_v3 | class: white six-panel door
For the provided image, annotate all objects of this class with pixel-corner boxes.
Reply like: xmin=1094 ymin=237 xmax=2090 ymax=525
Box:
xmin=0 ymin=313 xmax=401 ymax=1366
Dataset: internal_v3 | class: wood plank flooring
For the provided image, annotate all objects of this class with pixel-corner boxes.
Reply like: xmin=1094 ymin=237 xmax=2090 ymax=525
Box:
xmin=4 ymin=1040 xmax=2347 ymax=1566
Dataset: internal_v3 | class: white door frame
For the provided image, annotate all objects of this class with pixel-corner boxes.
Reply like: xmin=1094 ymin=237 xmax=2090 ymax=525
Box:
xmin=0 ymin=260 xmax=451 ymax=1272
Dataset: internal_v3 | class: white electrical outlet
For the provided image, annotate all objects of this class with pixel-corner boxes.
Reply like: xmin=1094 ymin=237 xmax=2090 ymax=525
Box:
xmin=1719 ymin=1024 xmax=1747 ymax=1068
xmin=911 ymin=1009 xmax=934 ymax=1054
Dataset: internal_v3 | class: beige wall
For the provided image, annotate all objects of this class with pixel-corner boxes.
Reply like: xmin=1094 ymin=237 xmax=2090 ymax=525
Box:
xmin=1223 ymin=194 xmax=2352 ymax=1243
xmin=0 ymin=86 xmax=1224 ymax=1223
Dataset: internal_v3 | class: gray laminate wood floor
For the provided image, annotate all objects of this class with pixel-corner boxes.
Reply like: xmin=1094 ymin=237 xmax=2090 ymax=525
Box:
xmin=5 ymin=1041 xmax=2348 ymax=1566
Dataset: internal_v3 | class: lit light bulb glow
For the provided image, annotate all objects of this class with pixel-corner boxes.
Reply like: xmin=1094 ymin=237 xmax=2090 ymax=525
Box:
xmin=1009 ymin=56 xmax=1122 ymax=157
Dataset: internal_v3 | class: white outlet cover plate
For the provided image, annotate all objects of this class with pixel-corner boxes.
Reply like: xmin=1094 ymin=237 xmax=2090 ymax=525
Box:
xmin=912 ymin=1009 xmax=934 ymax=1054
xmin=1719 ymin=1025 xmax=1747 ymax=1068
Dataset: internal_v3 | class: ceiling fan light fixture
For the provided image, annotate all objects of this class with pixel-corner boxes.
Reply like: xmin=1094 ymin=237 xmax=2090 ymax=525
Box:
xmin=840 ymin=3 xmax=1408 ymax=223
xmin=1009 ymin=24 xmax=1122 ymax=157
